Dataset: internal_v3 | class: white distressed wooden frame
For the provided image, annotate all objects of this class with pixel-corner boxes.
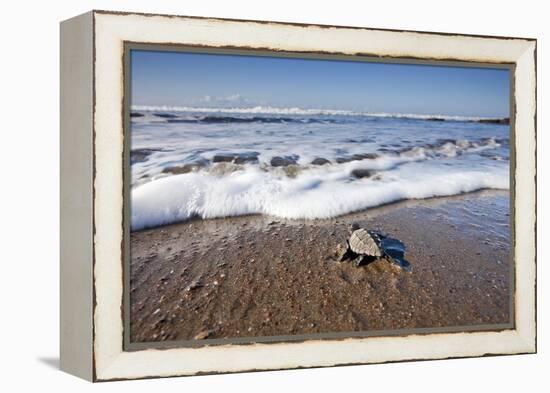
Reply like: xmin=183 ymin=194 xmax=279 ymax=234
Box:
xmin=60 ymin=10 xmax=536 ymax=382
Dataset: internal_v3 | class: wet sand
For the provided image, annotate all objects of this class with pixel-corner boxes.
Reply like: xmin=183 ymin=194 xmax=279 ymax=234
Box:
xmin=129 ymin=190 xmax=511 ymax=343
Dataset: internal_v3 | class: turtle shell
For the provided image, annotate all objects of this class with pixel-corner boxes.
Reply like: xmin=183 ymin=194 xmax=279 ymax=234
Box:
xmin=349 ymin=229 xmax=383 ymax=256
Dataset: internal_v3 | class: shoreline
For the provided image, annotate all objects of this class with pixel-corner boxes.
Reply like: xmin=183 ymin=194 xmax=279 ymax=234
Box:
xmin=129 ymin=190 xmax=511 ymax=343
xmin=131 ymin=188 xmax=510 ymax=234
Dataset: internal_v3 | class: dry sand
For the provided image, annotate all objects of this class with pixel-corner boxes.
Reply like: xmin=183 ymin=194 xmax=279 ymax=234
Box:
xmin=129 ymin=190 xmax=511 ymax=343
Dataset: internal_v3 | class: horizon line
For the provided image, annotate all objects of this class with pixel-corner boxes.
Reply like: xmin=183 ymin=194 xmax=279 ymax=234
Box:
xmin=131 ymin=104 xmax=509 ymax=121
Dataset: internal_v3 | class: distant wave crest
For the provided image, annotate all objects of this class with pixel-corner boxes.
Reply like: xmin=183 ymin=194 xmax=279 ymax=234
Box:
xmin=131 ymin=105 xmax=505 ymax=122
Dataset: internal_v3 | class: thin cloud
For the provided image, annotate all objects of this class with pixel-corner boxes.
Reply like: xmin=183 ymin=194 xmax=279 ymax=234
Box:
xmin=195 ymin=94 xmax=254 ymax=107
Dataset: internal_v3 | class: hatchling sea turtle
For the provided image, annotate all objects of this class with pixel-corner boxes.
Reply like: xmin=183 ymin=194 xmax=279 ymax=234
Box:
xmin=338 ymin=228 xmax=411 ymax=271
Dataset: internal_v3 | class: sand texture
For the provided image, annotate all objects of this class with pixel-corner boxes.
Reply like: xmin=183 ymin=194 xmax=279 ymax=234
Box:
xmin=129 ymin=191 xmax=511 ymax=343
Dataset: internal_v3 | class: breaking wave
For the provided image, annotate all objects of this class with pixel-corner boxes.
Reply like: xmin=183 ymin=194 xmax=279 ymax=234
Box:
xmin=131 ymin=164 xmax=509 ymax=231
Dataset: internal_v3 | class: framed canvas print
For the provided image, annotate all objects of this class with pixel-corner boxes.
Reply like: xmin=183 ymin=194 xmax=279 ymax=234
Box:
xmin=60 ymin=10 xmax=537 ymax=381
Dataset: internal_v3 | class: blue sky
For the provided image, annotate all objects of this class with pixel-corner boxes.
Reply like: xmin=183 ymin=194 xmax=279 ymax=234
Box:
xmin=131 ymin=49 xmax=510 ymax=117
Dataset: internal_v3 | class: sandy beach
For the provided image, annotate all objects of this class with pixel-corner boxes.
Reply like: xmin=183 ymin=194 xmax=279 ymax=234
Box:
xmin=129 ymin=190 xmax=511 ymax=343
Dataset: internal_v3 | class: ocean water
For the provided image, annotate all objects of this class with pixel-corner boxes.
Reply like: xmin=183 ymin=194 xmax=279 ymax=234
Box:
xmin=130 ymin=106 xmax=509 ymax=231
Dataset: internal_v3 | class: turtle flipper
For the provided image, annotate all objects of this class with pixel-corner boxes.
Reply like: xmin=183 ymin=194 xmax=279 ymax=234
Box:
xmin=338 ymin=240 xmax=357 ymax=262
xmin=384 ymin=252 xmax=411 ymax=272
xmin=355 ymin=255 xmax=377 ymax=267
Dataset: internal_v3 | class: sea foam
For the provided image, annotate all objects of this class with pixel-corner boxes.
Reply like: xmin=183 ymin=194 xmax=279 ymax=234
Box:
xmin=131 ymin=164 xmax=508 ymax=231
